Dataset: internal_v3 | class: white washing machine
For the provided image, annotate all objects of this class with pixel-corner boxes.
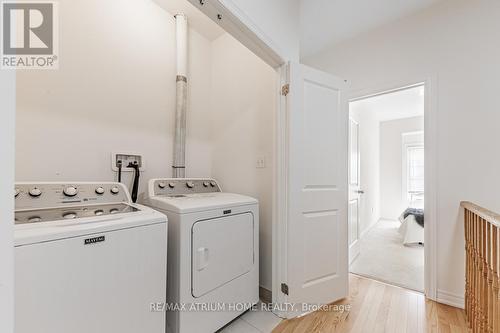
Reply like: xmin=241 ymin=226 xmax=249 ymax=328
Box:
xmin=14 ymin=182 xmax=168 ymax=333
xmin=143 ymin=178 xmax=259 ymax=333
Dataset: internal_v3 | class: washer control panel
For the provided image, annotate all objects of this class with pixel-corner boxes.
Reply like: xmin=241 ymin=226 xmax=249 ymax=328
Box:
xmin=152 ymin=178 xmax=221 ymax=196
xmin=15 ymin=182 xmax=131 ymax=211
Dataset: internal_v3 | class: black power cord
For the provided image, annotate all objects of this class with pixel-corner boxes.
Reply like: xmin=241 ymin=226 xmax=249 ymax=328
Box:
xmin=117 ymin=160 xmax=123 ymax=183
xmin=128 ymin=161 xmax=140 ymax=203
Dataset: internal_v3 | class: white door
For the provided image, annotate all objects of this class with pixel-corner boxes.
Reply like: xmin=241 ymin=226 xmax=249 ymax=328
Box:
xmin=348 ymin=118 xmax=361 ymax=264
xmin=191 ymin=213 xmax=254 ymax=298
xmin=285 ymin=62 xmax=348 ymax=317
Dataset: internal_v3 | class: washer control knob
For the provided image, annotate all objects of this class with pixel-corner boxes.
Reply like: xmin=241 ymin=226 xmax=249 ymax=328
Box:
xmin=168 ymin=182 xmax=176 ymax=188
xmin=110 ymin=186 xmax=120 ymax=195
xmin=15 ymin=188 xmax=20 ymax=198
xmin=63 ymin=186 xmax=78 ymax=197
xmin=28 ymin=216 xmax=42 ymax=223
xmin=158 ymin=182 xmax=167 ymax=189
xmin=210 ymin=181 xmax=217 ymax=187
xmin=203 ymin=182 xmax=210 ymax=187
xmin=29 ymin=187 xmax=42 ymax=197
xmin=186 ymin=182 xmax=195 ymax=189
xmin=63 ymin=212 xmax=77 ymax=219
xmin=95 ymin=187 xmax=105 ymax=195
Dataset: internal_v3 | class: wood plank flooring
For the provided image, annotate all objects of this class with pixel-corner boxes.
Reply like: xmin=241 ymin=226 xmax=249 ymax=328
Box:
xmin=272 ymin=275 xmax=469 ymax=333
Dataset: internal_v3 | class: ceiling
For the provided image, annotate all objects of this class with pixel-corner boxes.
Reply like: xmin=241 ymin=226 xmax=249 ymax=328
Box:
xmin=153 ymin=0 xmax=225 ymax=41
xmin=350 ymin=85 xmax=424 ymax=122
xmin=300 ymin=0 xmax=444 ymax=58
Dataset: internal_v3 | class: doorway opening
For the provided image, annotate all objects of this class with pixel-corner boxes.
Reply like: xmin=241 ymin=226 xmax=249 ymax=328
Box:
xmin=348 ymin=84 xmax=425 ymax=292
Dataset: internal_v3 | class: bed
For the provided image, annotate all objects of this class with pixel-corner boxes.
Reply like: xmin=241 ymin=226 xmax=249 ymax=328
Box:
xmin=398 ymin=206 xmax=424 ymax=246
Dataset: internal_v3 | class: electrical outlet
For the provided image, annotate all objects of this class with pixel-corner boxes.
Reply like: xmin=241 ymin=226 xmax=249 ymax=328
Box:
xmin=111 ymin=152 xmax=146 ymax=172
xmin=256 ymin=156 xmax=266 ymax=169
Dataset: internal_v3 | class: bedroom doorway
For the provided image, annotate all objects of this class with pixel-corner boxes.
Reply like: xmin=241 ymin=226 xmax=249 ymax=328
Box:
xmin=348 ymin=84 xmax=425 ymax=292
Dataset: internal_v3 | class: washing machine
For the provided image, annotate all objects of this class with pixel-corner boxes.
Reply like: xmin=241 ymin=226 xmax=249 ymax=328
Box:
xmin=143 ymin=178 xmax=259 ymax=333
xmin=14 ymin=182 xmax=168 ymax=333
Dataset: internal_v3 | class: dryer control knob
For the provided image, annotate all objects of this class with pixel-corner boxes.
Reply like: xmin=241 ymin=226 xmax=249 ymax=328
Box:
xmin=210 ymin=181 xmax=217 ymax=187
xmin=95 ymin=187 xmax=105 ymax=195
xmin=14 ymin=188 xmax=20 ymax=198
xmin=203 ymin=182 xmax=209 ymax=187
xmin=110 ymin=186 xmax=120 ymax=195
xmin=158 ymin=182 xmax=166 ymax=189
xmin=168 ymin=182 xmax=175 ymax=188
xmin=29 ymin=187 xmax=42 ymax=197
xmin=186 ymin=182 xmax=195 ymax=189
xmin=63 ymin=186 xmax=78 ymax=197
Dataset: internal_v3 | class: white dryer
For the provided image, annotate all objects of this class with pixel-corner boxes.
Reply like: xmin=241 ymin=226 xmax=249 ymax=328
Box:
xmin=14 ymin=182 xmax=168 ymax=333
xmin=143 ymin=178 xmax=259 ymax=333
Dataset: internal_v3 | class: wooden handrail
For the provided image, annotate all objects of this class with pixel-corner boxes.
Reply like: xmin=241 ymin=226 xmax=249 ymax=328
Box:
xmin=461 ymin=201 xmax=500 ymax=333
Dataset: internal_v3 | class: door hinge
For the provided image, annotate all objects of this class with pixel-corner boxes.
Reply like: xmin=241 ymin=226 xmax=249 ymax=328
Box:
xmin=281 ymin=283 xmax=289 ymax=295
xmin=281 ymin=84 xmax=289 ymax=96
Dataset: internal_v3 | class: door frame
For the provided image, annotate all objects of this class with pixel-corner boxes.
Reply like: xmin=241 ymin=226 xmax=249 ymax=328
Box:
xmin=169 ymin=0 xmax=438 ymax=313
xmin=0 ymin=65 xmax=16 ymax=333
xmin=347 ymin=117 xmax=361 ymax=265
xmin=347 ymin=76 xmax=438 ymax=301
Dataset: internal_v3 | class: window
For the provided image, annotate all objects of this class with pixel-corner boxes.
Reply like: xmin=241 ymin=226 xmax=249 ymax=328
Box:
xmin=407 ymin=146 xmax=424 ymax=202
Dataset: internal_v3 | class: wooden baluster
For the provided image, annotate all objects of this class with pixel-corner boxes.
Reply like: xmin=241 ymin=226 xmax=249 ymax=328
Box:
xmin=467 ymin=210 xmax=474 ymax=327
xmin=472 ymin=211 xmax=479 ymax=332
xmin=476 ymin=213 xmax=481 ymax=333
xmin=482 ymin=217 xmax=487 ymax=331
xmin=487 ymin=222 xmax=493 ymax=333
xmin=467 ymin=210 xmax=474 ymax=328
xmin=480 ymin=218 xmax=487 ymax=332
xmin=493 ymin=226 xmax=499 ymax=333
xmin=470 ymin=210 xmax=477 ymax=332
xmin=465 ymin=209 xmax=470 ymax=322
xmin=477 ymin=213 xmax=481 ymax=332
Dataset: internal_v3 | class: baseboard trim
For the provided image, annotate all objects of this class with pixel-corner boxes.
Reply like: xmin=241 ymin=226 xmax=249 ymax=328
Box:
xmin=436 ymin=289 xmax=464 ymax=309
xmin=359 ymin=217 xmax=381 ymax=240
xmin=259 ymin=286 xmax=272 ymax=304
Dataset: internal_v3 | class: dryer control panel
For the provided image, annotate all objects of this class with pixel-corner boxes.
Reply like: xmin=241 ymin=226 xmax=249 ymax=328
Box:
xmin=151 ymin=178 xmax=221 ymax=196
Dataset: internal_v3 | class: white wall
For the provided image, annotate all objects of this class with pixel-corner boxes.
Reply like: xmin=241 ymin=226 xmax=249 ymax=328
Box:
xmin=16 ymin=0 xmax=214 ymax=194
xmin=219 ymin=0 xmax=300 ymax=61
xmin=304 ymin=0 xmax=500 ymax=304
xmin=349 ymin=103 xmax=380 ymax=236
xmin=380 ymin=117 xmax=424 ymax=219
xmin=15 ymin=0 xmax=276 ymax=291
xmin=0 ymin=71 xmax=15 ymax=333
xmin=210 ymin=33 xmax=276 ymax=290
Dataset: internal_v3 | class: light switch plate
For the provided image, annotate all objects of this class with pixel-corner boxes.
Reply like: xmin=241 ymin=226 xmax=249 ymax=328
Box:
xmin=256 ymin=156 xmax=266 ymax=169
xmin=111 ymin=152 xmax=146 ymax=172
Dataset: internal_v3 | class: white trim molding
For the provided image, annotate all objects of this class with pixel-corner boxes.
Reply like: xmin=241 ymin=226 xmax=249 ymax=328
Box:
xmin=187 ymin=0 xmax=285 ymax=68
xmin=272 ymin=64 xmax=289 ymax=319
xmin=348 ymin=74 xmax=439 ymax=302
xmin=437 ymin=289 xmax=465 ymax=309
xmin=359 ymin=217 xmax=381 ymax=240
xmin=0 ymin=61 xmax=16 ymax=333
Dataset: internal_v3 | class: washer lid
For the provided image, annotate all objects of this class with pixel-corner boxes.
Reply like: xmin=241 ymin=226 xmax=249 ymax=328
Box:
xmin=146 ymin=192 xmax=258 ymax=214
xmin=14 ymin=204 xmax=167 ymax=246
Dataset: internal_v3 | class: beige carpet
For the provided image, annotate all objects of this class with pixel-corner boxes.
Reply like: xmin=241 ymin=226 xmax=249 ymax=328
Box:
xmin=350 ymin=219 xmax=424 ymax=292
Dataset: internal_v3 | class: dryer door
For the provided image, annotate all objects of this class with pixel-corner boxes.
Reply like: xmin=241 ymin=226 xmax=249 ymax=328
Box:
xmin=192 ymin=212 xmax=254 ymax=298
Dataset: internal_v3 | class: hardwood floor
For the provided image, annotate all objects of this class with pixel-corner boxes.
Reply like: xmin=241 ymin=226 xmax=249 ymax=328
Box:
xmin=272 ymin=275 xmax=469 ymax=333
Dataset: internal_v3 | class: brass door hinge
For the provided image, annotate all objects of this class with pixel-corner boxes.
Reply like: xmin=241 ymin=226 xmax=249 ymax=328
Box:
xmin=281 ymin=84 xmax=290 ymax=96
xmin=281 ymin=283 xmax=289 ymax=295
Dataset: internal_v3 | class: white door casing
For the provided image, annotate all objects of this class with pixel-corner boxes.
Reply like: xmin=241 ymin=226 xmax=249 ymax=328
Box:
xmin=284 ymin=62 xmax=349 ymax=317
xmin=348 ymin=118 xmax=361 ymax=264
